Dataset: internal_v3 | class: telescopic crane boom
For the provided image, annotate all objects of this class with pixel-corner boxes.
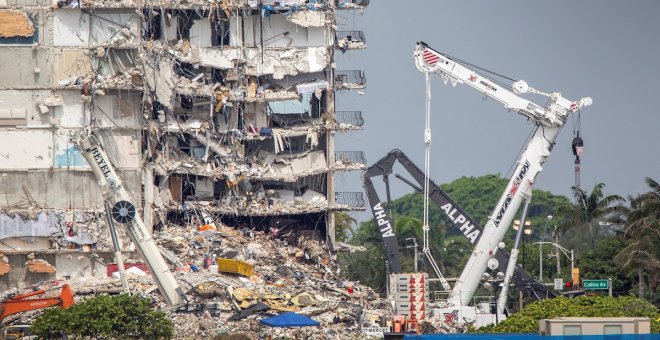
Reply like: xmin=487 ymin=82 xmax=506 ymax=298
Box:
xmin=72 ymin=131 xmax=184 ymax=306
xmin=413 ymin=42 xmax=592 ymax=310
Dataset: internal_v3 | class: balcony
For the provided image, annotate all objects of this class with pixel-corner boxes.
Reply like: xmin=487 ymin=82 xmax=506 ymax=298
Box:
xmin=269 ymin=113 xmax=317 ymax=128
xmin=334 ymin=70 xmax=366 ymax=90
xmin=334 ymin=151 xmax=366 ymax=170
xmin=335 ymin=30 xmax=366 ymax=52
xmin=335 ymin=192 xmax=366 ymax=209
xmin=333 ymin=111 xmax=364 ymax=129
xmin=336 ymin=0 xmax=370 ymax=9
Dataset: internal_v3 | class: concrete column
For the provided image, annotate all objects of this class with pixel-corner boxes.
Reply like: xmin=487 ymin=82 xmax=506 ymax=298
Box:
xmin=325 ymin=18 xmax=337 ymax=247
xmin=326 ymin=89 xmax=336 ymax=247
xmin=143 ymin=166 xmax=154 ymax=233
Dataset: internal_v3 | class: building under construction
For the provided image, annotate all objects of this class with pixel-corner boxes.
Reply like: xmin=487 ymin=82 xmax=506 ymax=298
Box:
xmin=0 ymin=0 xmax=369 ymax=290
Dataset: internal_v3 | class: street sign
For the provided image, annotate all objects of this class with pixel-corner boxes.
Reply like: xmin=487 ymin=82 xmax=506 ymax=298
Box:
xmin=554 ymin=278 xmax=564 ymax=291
xmin=584 ymin=279 xmax=609 ymax=290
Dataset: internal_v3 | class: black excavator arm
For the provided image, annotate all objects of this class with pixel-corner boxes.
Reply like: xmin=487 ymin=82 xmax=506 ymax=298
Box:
xmin=362 ymin=149 xmax=555 ymax=299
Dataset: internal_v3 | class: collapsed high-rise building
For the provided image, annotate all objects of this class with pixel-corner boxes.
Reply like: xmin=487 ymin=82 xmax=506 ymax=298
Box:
xmin=0 ymin=0 xmax=369 ymax=290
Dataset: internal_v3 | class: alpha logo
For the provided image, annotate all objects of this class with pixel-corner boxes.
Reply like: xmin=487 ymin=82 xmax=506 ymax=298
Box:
xmin=440 ymin=203 xmax=480 ymax=244
xmin=494 ymin=160 xmax=530 ymax=227
xmin=372 ymin=202 xmax=395 ymax=238
xmin=444 ymin=310 xmax=458 ymax=324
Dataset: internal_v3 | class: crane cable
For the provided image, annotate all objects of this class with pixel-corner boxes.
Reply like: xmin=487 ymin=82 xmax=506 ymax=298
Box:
xmin=572 ymin=109 xmax=584 ymax=191
xmin=422 ymin=72 xmax=451 ymax=291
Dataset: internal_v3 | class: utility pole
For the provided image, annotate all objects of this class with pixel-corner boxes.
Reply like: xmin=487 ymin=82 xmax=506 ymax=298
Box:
xmin=539 ymin=243 xmax=543 ymax=282
xmin=404 ymin=238 xmax=419 ymax=272
xmin=554 ymin=225 xmax=561 ymax=274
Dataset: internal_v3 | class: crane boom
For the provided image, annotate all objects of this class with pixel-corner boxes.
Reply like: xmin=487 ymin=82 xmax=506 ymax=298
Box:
xmin=72 ymin=131 xmax=184 ymax=306
xmin=413 ymin=42 xmax=592 ymax=312
xmin=415 ymin=42 xmax=591 ymax=128
xmin=0 ymin=284 xmax=74 ymax=321
xmin=362 ymin=149 xmax=555 ymax=300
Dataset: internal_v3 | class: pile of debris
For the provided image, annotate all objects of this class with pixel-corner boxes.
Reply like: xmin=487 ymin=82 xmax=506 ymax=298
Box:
xmin=3 ymin=222 xmax=392 ymax=338
xmin=158 ymin=223 xmax=391 ymax=338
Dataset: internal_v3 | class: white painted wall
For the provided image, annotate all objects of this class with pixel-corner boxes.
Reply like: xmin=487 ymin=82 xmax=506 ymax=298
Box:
xmin=54 ymin=9 xmax=139 ymax=47
xmin=161 ymin=13 xmax=178 ymax=41
xmin=53 ymin=133 xmax=89 ymax=168
xmin=232 ymin=15 xmax=328 ymax=47
xmin=93 ymin=93 xmax=141 ymax=128
xmin=53 ymin=91 xmax=86 ymax=128
xmin=97 ymin=131 xmax=140 ymax=169
xmin=56 ymin=253 xmax=93 ymax=279
xmin=195 ymin=178 xmax=214 ymax=197
xmin=54 ymin=9 xmax=90 ymax=47
xmin=0 ymin=212 xmax=58 ymax=240
xmin=0 ymin=130 xmax=53 ymax=169
xmin=190 ymin=18 xmax=212 ymax=47
xmin=0 ymin=90 xmax=51 ymax=127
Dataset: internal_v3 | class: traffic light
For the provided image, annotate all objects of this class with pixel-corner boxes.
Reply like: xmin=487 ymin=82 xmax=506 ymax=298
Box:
xmin=572 ymin=267 xmax=580 ymax=287
xmin=565 ymin=281 xmax=573 ymax=288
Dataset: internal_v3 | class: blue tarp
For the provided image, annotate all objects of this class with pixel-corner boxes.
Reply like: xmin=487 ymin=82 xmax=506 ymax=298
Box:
xmin=260 ymin=312 xmax=320 ymax=328
xmin=404 ymin=334 xmax=660 ymax=340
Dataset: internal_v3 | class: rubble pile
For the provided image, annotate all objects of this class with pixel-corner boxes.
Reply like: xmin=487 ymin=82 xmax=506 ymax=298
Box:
xmin=156 ymin=223 xmax=391 ymax=338
xmin=3 ymin=223 xmax=392 ymax=338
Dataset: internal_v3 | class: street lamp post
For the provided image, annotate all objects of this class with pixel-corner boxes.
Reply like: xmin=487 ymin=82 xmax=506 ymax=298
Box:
xmin=533 ymin=241 xmax=574 ymax=283
xmin=514 ymin=220 xmax=532 ymax=271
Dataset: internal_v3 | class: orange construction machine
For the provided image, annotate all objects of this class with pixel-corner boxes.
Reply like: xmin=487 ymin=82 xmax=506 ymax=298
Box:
xmin=0 ymin=284 xmax=74 ymax=322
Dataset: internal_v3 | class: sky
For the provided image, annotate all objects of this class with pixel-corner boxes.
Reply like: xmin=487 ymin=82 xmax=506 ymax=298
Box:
xmin=333 ymin=1 xmax=660 ymax=222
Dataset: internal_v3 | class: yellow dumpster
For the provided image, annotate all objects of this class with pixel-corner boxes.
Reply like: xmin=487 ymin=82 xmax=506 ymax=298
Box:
xmin=216 ymin=258 xmax=254 ymax=277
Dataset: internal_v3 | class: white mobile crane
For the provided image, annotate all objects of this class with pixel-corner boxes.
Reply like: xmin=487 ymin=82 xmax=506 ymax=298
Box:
xmin=412 ymin=42 xmax=592 ymax=326
xmin=72 ymin=131 xmax=184 ymax=306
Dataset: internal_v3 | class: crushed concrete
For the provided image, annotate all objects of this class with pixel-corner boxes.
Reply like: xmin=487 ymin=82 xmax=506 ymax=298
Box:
xmin=3 ymin=222 xmax=392 ymax=339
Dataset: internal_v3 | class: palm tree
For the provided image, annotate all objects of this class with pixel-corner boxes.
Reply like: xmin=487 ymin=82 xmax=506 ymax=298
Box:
xmin=334 ymin=212 xmax=357 ymax=242
xmin=615 ymin=177 xmax=660 ymax=298
xmin=558 ymin=182 xmax=624 ymax=253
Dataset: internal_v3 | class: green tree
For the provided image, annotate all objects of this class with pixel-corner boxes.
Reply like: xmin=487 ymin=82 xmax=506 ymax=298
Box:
xmin=558 ymin=183 xmax=624 ymax=254
xmin=341 ymin=216 xmax=449 ymax=291
xmin=615 ymin=177 xmax=660 ymax=303
xmin=344 ymin=174 xmax=573 ymax=292
xmin=30 ymin=294 xmax=173 ymax=339
xmin=577 ymin=236 xmax=635 ymax=294
xmin=474 ymin=295 xmax=660 ymax=334
xmin=334 ymin=212 xmax=357 ymax=243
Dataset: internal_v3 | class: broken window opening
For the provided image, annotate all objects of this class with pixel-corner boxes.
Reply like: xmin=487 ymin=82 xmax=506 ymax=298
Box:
xmin=237 ymin=104 xmax=246 ymax=131
xmin=211 ymin=19 xmax=230 ymax=47
xmin=265 ymin=91 xmax=325 ymax=128
xmin=182 ymin=177 xmax=196 ymax=200
xmin=174 ymin=62 xmax=197 ymax=79
xmin=176 ymin=10 xmax=197 ymax=41
xmin=180 ymin=95 xmax=194 ymax=110
xmin=216 ymin=214 xmax=327 ymax=238
xmin=310 ymin=90 xmax=326 ymax=118
xmin=142 ymin=9 xmax=162 ymax=40
xmin=279 ymin=135 xmax=304 ymax=153
xmin=92 ymin=49 xmax=138 ymax=77
xmin=211 ymin=68 xmax=225 ymax=84
xmin=152 ymin=101 xmax=167 ymax=121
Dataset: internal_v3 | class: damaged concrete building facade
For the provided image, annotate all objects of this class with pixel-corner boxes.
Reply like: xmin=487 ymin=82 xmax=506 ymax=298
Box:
xmin=0 ymin=0 xmax=369 ymax=289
